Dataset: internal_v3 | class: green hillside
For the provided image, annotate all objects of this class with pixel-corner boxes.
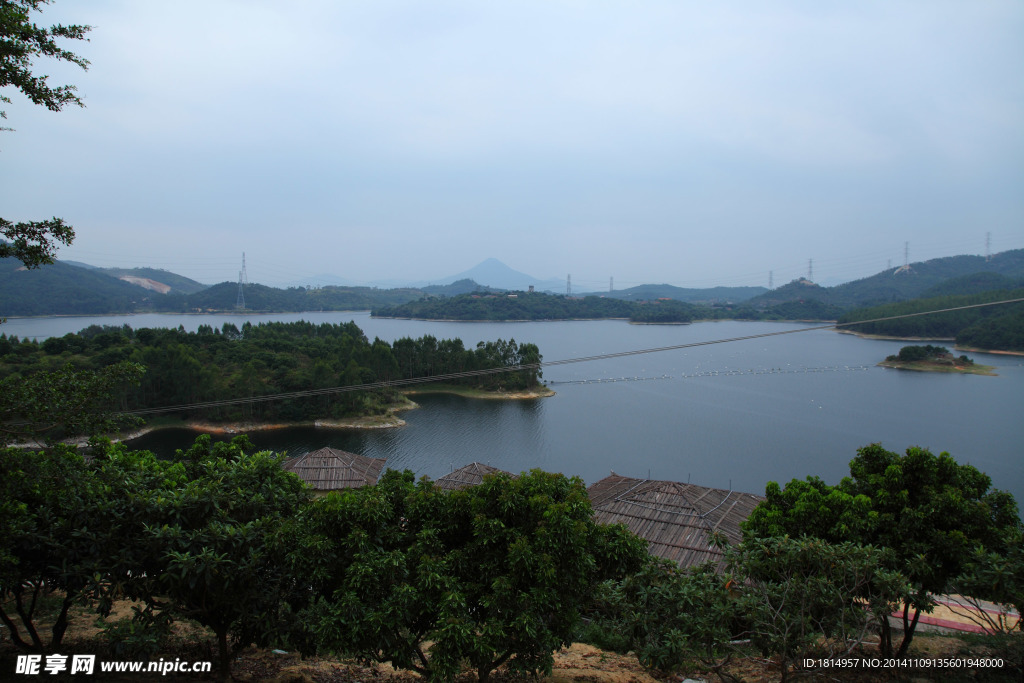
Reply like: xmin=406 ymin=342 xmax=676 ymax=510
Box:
xmin=743 ymin=249 xmax=1024 ymax=311
xmin=97 ymin=266 xmax=209 ymax=294
xmin=1 ymin=257 xmax=143 ymax=316
xmin=838 ymin=287 xmax=1024 ymax=351
xmin=602 ymin=284 xmax=766 ymax=304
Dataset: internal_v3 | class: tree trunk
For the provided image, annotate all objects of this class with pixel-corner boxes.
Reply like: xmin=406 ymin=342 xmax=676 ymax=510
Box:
xmin=897 ymin=607 xmax=922 ymax=656
xmin=50 ymin=595 xmax=74 ymax=649
xmin=216 ymin=627 xmax=230 ymax=681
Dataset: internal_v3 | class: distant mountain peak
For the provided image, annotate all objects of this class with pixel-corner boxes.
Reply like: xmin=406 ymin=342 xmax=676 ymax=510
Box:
xmin=435 ymin=258 xmax=563 ymax=291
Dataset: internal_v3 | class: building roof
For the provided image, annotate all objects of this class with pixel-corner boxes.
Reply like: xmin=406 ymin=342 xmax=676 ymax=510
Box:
xmin=281 ymin=447 xmax=386 ymax=491
xmin=434 ymin=462 xmax=512 ymax=491
xmin=587 ymin=472 xmax=765 ymax=568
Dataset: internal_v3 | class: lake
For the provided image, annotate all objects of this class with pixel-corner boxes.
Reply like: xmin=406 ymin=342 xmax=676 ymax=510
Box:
xmin=7 ymin=311 xmax=1023 ymax=504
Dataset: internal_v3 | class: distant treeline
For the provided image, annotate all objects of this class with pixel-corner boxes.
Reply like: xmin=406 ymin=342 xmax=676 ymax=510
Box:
xmin=838 ymin=288 xmax=1024 ymax=352
xmin=0 ymin=321 xmax=542 ymax=423
xmin=374 ymin=291 xmax=846 ymax=323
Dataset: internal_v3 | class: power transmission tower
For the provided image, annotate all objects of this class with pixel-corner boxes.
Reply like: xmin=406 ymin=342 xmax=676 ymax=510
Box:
xmin=768 ymin=271 xmax=773 ymax=289
xmin=609 ymin=276 xmax=614 ymax=293
xmin=807 ymin=259 xmax=813 ymax=282
xmin=986 ymin=232 xmax=992 ymax=261
xmin=904 ymin=242 xmax=909 ymax=267
xmin=566 ymin=274 xmax=571 ymax=296
xmin=235 ymin=252 xmax=247 ymax=310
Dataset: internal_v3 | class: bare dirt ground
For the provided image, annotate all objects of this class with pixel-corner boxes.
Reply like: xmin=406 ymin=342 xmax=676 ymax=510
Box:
xmin=2 ymin=599 xmax=1018 ymax=682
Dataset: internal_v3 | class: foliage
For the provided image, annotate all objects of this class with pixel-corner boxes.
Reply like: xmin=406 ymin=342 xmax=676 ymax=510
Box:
xmin=0 ymin=321 xmax=542 ymax=425
xmin=0 ymin=360 xmax=144 ymax=446
xmin=629 ymin=299 xmax=699 ymax=323
xmin=839 ymin=287 xmax=1024 ymax=350
xmin=728 ymin=536 xmax=908 ymax=682
xmin=744 ymin=444 xmax=1023 ymax=656
xmin=0 ymin=217 xmax=75 ymax=269
xmin=587 ymin=537 xmax=909 ymax=682
xmin=1 ymin=0 xmax=88 ymax=284
xmin=885 ymin=344 xmax=951 ymax=362
xmin=948 ymin=530 xmax=1024 ymax=634
xmin=0 ymin=0 xmax=90 ymax=125
xmin=587 ymin=559 xmax=739 ymax=677
xmin=131 ymin=435 xmax=311 ymax=679
xmin=375 ymin=291 xmax=638 ymax=321
xmin=958 ymin=310 xmax=1024 ymax=352
xmin=290 ymin=469 xmax=648 ymax=682
xmin=0 ymin=439 xmax=185 ymax=653
xmin=0 ymin=445 xmax=93 ymax=651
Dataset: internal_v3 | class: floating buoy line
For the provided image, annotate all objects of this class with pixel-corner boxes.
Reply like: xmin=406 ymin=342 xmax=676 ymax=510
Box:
xmin=547 ymin=365 xmax=872 ymax=385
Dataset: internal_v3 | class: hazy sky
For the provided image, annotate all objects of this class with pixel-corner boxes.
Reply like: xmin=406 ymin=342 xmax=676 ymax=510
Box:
xmin=2 ymin=1 xmax=1022 ymax=290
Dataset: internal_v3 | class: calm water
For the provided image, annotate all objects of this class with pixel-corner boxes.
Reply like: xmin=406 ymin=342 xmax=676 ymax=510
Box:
xmin=9 ymin=312 xmax=1024 ymax=503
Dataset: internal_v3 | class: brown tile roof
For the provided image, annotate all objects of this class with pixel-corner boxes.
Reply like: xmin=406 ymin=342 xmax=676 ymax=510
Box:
xmin=434 ymin=462 xmax=512 ymax=491
xmin=281 ymin=447 xmax=386 ymax=491
xmin=587 ymin=472 xmax=764 ymax=568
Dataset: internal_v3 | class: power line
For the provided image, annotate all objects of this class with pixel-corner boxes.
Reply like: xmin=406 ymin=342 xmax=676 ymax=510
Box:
xmin=117 ymin=297 xmax=1024 ymax=418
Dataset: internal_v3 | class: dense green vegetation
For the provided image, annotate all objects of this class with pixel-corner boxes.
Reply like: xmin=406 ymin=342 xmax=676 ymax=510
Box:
xmin=0 ymin=257 xmax=141 ymax=315
xmin=3 ymin=429 xmax=1022 ymax=679
xmin=0 ymin=440 xmax=647 ymax=680
xmin=838 ymin=287 xmax=1024 ymax=351
xmin=375 ymin=291 xmax=638 ymax=320
xmin=0 ymin=321 xmax=542 ymax=436
xmin=742 ymin=444 xmax=1022 ymax=656
xmin=374 ymin=290 xmax=847 ymax=323
xmin=601 ymin=283 xmax=766 ymax=304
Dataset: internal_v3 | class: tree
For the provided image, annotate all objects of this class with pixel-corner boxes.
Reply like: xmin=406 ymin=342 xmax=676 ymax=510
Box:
xmin=0 ymin=361 xmax=145 ymax=446
xmin=729 ymin=537 xmax=908 ymax=682
xmin=0 ymin=217 xmax=75 ymax=268
xmin=589 ymin=559 xmax=740 ymax=678
xmin=293 ymin=469 xmax=648 ymax=682
xmin=1 ymin=0 xmax=90 ymax=127
xmin=0 ymin=445 xmax=95 ymax=651
xmin=134 ymin=435 xmax=310 ymax=681
xmin=0 ymin=439 xmax=169 ymax=652
xmin=1 ymin=0 xmax=89 ymax=270
xmin=743 ymin=444 xmax=1022 ymax=656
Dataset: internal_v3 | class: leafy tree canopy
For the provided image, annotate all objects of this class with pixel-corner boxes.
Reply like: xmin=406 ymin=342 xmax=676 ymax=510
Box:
xmin=1 ymin=0 xmax=87 ymax=273
xmin=1 ymin=0 xmax=90 ymax=125
xmin=289 ymin=469 xmax=648 ymax=682
xmin=743 ymin=443 xmax=1022 ymax=655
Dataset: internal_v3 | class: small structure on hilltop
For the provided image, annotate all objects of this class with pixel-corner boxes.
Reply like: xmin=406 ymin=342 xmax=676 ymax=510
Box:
xmin=587 ymin=473 xmax=764 ymax=569
xmin=281 ymin=447 xmax=386 ymax=493
xmin=435 ymin=462 xmax=513 ymax=491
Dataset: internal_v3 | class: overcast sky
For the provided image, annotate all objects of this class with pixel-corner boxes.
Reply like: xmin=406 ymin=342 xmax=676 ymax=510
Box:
xmin=2 ymin=1 xmax=1022 ymax=290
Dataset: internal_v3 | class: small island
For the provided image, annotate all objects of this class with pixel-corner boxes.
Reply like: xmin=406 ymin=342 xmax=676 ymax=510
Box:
xmin=879 ymin=345 xmax=996 ymax=376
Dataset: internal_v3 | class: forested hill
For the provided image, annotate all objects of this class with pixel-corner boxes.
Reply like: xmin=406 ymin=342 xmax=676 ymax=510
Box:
xmin=1 ymin=257 xmax=142 ymax=315
xmin=0 ymin=256 xmax=489 ymax=316
xmin=373 ymin=291 xmax=846 ymax=323
xmin=593 ymin=284 xmax=767 ymax=304
xmin=839 ymin=287 xmax=1024 ymax=352
xmin=94 ymin=266 xmax=209 ymax=294
xmin=747 ymin=248 xmax=1024 ymax=309
xmin=0 ymin=321 xmax=542 ymax=425
xmin=5 ymin=249 xmax=1023 ymax=318
xmin=374 ymin=292 xmax=639 ymax=321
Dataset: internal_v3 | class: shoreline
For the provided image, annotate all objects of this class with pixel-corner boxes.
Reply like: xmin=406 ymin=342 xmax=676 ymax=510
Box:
xmin=877 ymin=360 xmax=997 ymax=376
xmin=401 ymin=384 xmax=556 ymax=400
xmin=108 ymin=385 xmax=554 ymax=442
xmin=839 ymin=330 xmax=1024 ymax=356
xmin=836 ymin=329 xmax=956 ymax=342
